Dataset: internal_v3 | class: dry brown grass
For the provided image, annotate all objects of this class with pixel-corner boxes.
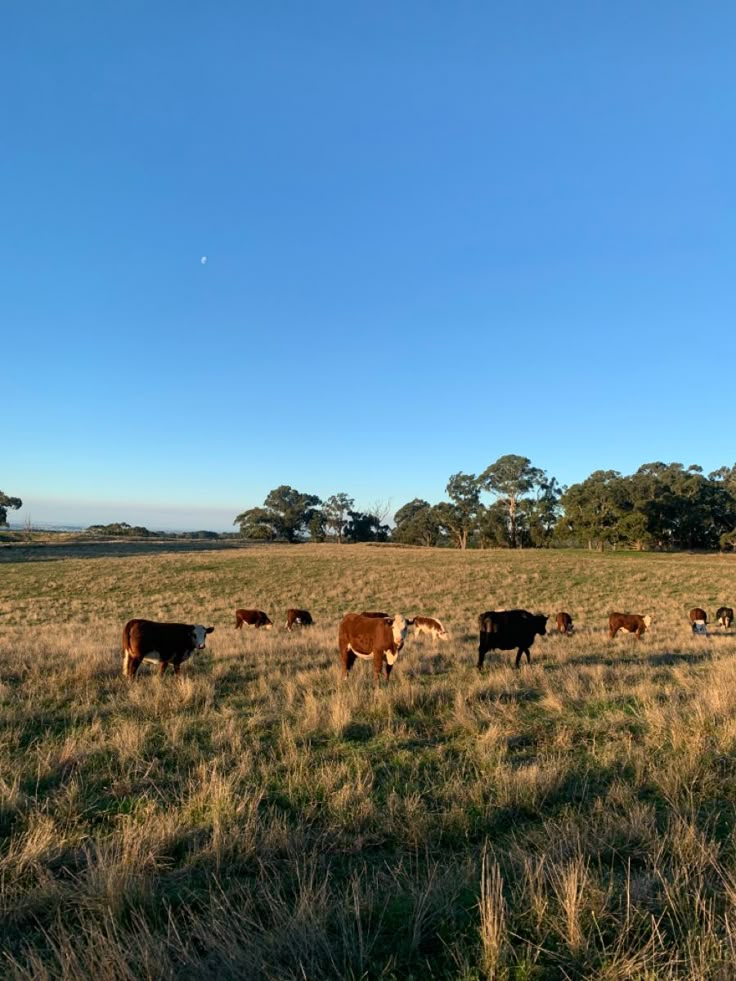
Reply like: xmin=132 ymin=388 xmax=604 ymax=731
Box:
xmin=2 ymin=543 xmax=736 ymax=978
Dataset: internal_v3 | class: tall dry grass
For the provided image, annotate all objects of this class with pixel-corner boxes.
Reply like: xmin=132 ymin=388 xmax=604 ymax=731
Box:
xmin=2 ymin=543 xmax=736 ymax=977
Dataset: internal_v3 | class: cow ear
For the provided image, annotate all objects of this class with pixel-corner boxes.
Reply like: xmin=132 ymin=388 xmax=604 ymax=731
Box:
xmin=206 ymin=626 xmax=215 ymax=634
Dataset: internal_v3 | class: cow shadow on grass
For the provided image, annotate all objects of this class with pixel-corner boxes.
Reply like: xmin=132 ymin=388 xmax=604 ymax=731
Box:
xmin=557 ymin=650 xmax=711 ymax=670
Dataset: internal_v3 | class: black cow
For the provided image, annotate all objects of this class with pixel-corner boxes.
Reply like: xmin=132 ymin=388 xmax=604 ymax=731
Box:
xmin=478 ymin=609 xmax=548 ymax=669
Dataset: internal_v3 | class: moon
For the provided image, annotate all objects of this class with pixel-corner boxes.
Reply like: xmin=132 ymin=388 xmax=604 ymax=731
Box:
xmin=200 ymin=256 xmax=208 ymax=265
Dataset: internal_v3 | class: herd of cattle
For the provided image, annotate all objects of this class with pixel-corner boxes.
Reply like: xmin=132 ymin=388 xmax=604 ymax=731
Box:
xmin=120 ymin=603 xmax=736 ymax=685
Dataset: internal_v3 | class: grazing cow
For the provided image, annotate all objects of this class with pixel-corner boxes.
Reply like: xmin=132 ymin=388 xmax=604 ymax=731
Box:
xmin=360 ymin=611 xmax=391 ymax=619
xmin=716 ymin=606 xmax=734 ymax=628
xmin=477 ymin=609 xmax=548 ymax=670
xmin=235 ymin=609 xmax=273 ymax=630
xmin=122 ymin=619 xmax=214 ymax=679
xmin=339 ymin=613 xmax=412 ymax=684
xmin=689 ymin=607 xmax=708 ymax=635
xmin=285 ymin=608 xmax=313 ymax=630
xmin=555 ymin=611 xmax=574 ymax=635
xmin=608 ymin=612 xmax=653 ymax=639
xmin=412 ymin=615 xmax=449 ymax=643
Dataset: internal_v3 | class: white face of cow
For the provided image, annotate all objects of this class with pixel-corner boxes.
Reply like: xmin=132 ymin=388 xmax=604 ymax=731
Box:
xmin=391 ymin=615 xmax=410 ymax=648
xmin=193 ymin=625 xmax=214 ymax=649
xmin=643 ymin=615 xmax=653 ymax=628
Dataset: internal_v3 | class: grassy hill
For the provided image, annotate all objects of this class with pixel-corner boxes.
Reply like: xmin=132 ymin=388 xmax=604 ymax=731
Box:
xmin=2 ymin=544 xmax=736 ymax=978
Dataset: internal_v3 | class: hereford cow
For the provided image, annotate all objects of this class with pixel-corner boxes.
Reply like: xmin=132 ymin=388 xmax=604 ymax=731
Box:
xmin=235 ymin=609 xmax=273 ymax=630
xmin=477 ymin=609 xmax=548 ymax=670
xmin=689 ymin=607 xmax=708 ymax=635
xmin=285 ymin=608 xmax=313 ymax=630
xmin=608 ymin=612 xmax=653 ymax=639
xmin=555 ymin=611 xmax=574 ymax=635
xmin=412 ymin=615 xmax=449 ymax=643
xmin=339 ymin=613 xmax=412 ymax=684
xmin=716 ymin=607 xmax=734 ymax=628
xmin=122 ymin=619 xmax=214 ymax=679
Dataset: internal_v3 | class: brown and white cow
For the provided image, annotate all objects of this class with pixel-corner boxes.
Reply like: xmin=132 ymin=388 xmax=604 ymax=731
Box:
xmin=122 ymin=619 xmax=214 ymax=678
xmin=235 ymin=609 xmax=273 ymax=630
xmin=689 ymin=607 xmax=708 ymax=635
xmin=412 ymin=615 xmax=449 ymax=643
xmin=716 ymin=606 xmax=734 ymax=628
xmin=555 ymin=611 xmax=574 ymax=635
xmin=608 ymin=612 xmax=653 ymax=639
xmin=285 ymin=608 xmax=313 ymax=630
xmin=339 ymin=613 xmax=412 ymax=684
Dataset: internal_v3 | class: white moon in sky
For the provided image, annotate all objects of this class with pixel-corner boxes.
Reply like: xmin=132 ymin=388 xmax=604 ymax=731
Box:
xmin=200 ymin=256 xmax=208 ymax=264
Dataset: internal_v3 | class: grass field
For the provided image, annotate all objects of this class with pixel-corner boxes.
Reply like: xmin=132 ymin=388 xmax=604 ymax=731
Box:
xmin=2 ymin=543 xmax=736 ymax=979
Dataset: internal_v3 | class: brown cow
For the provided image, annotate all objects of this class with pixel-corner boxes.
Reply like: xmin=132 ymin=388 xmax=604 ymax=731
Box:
xmin=689 ymin=607 xmax=708 ymax=635
xmin=608 ymin=612 xmax=653 ymax=639
xmin=122 ymin=619 xmax=214 ymax=678
xmin=235 ymin=609 xmax=273 ymax=630
xmin=339 ymin=613 xmax=412 ymax=684
xmin=412 ymin=615 xmax=449 ymax=643
xmin=555 ymin=612 xmax=574 ymax=635
xmin=285 ymin=608 xmax=313 ymax=630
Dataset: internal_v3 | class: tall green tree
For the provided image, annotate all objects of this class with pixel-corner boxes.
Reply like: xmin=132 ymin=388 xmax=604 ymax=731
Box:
xmin=344 ymin=510 xmax=389 ymax=543
xmin=478 ymin=455 xmax=546 ymax=547
xmin=0 ymin=491 xmax=22 ymax=527
xmin=393 ymin=499 xmax=443 ymax=546
xmin=558 ymin=470 xmax=633 ymax=550
xmin=437 ymin=472 xmax=481 ymax=549
xmin=322 ymin=493 xmax=354 ymax=543
xmin=234 ymin=486 xmax=321 ymax=542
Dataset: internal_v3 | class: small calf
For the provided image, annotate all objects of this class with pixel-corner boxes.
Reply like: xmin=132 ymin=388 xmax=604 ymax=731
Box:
xmin=235 ymin=609 xmax=273 ymax=630
xmin=122 ymin=618 xmax=214 ymax=679
xmin=716 ymin=607 xmax=734 ymax=628
xmin=608 ymin=612 xmax=653 ymax=639
xmin=285 ymin=608 xmax=313 ymax=630
xmin=339 ymin=613 xmax=412 ymax=685
xmin=412 ymin=615 xmax=449 ymax=643
xmin=555 ymin=611 xmax=574 ymax=635
xmin=689 ymin=607 xmax=708 ymax=635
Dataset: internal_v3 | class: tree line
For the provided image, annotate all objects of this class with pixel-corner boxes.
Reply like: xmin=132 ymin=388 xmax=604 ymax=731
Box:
xmin=234 ymin=455 xmax=736 ymax=551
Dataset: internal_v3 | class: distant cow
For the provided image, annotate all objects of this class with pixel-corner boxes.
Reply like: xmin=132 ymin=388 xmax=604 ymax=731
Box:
xmin=716 ymin=606 xmax=734 ymax=628
xmin=122 ymin=618 xmax=214 ymax=678
xmin=413 ymin=615 xmax=449 ymax=643
xmin=555 ymin=612 xmax=574 ymax=635
xmin=285 ymin=608 xmax=313 ymax=630
xmin=689 ymin=608 xmax=708 ymax=634
xmin=339 ymin=613 xmax=412 ymax=684
xmin=608 ymin=612 xmax=653 ymax=639
xmin=235 ymin=609 xmax=273 ymax=630
xmin=478 ymin=609 xmax=548 ymax=670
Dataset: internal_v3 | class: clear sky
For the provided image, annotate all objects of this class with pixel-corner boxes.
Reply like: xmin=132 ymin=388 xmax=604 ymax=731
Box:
xmin=4 ymin=2 xmax=735 ymax=531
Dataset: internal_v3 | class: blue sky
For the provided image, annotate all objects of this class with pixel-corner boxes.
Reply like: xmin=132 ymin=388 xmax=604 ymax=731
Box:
xmin=4 ymin=2 xmax=735 ymax=530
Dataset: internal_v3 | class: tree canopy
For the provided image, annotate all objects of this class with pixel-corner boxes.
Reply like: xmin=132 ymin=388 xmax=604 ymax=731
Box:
xmin=0 ymin=491 xmax=22 ymax=527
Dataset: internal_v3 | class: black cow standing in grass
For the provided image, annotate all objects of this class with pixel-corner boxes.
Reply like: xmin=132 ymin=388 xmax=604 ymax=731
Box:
xmin=477 ymin=609 xmax=549 ymax=670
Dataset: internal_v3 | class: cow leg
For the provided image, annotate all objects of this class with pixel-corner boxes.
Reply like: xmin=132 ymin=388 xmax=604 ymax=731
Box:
xmin=235 ymin=617 xmax=242 ymax=629
xmin=609 ymin=628 xmax=617 ymax=639
xmin=159 ymin=661 xmax=168 ymax=677
xmin=384 ymin=661 xmax=393 ymax=683
xmin=126 ymin=656 xmax=142 ymax=679
xmin=173 ymin=662 xmax=181 ymax=675
xmin=477 ymin=647 xmax=486 ymax=671
xmin=515 ymin=647 xmax=531 ymax=668
xmin=341 ymin=649 xmax=356 ymax=679
xmin=373 ymin=652 xmax=383 ymax=685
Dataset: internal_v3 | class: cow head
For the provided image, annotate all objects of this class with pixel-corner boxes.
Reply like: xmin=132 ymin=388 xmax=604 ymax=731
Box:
xmin=536 ymin=615 xmax=549 ymax=636
xmin=643 ymin=615 xmax=653 ymax=628
xmin=193 ymin=625 xmax=215 ymax=649
xmin=390 ymin=614 xmax=411 ymax=650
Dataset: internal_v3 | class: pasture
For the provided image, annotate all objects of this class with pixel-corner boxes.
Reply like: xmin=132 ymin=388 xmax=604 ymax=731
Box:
xmin=2 ymin=543 xmax=736 ymax=979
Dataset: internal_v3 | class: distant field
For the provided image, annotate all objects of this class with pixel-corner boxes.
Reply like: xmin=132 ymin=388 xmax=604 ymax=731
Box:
xmin=2 ymin=544 xmax=736 ymax=978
